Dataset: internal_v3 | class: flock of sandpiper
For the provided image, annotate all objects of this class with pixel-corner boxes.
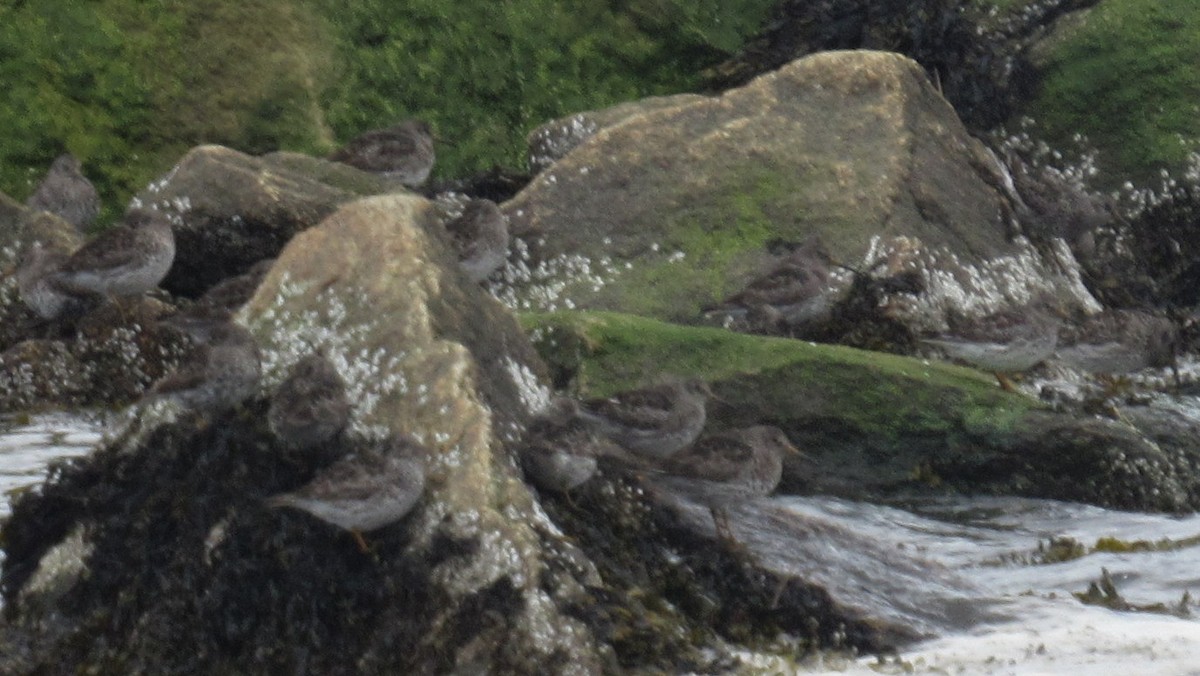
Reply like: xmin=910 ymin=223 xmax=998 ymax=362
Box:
xmin=5 ymin=117 xmax=1188 ymax=549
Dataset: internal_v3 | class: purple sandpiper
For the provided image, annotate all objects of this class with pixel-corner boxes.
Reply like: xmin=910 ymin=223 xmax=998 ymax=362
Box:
xmin=146 ymin=315 xmax=261 ymax=413
xmin=12 ymin=242 xmax=96 ymax=321
xmin=1055 ymin=309 xmax=1178 ymax=374
xmin=444 ymin=199 xmax=509 ymax=283
xmin=328 ymin=119 xmax=435 ymax=188
xmin=658 ymin=425 xmax=799 ymax=498
xmin=193 ymin=257 xmax=275 ymax=317
xmin=266 ymin=435 xmax=427 ymax=551
xmin=269 ymin=350 xmax=352 ymax=452
xmin=648 ymin=425 xmax=800 ymax=545
xmin=518 ymin=398 xmax=606 ymax=493
xmin=703 ymin=235 xmax=834 ymax=331
xmin=49 ymin=207 xmax=175 ymax=299
xmin=921 ymin=304 xmax=1060 ymax=390
xmin=573 ymin=378 xmax=712 ymax=460
xmin=25 ymin=153 xmax=100 ymax=232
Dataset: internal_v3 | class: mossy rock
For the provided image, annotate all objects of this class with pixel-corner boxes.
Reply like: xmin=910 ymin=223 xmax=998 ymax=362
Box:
xmin=502 ymin=51 xmax=1019 ymax=323
xmin=1020 ymin=1 xmax=1200 ymax=188
xmin=522 ymin=310 xmax=1200 ymax=510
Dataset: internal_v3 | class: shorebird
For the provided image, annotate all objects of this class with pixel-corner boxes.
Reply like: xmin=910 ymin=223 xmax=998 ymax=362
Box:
xmin=146 ymin=315 xmax=261 ymax=414
xmin=444 ymin=199 xmax=509 ymax=283
xmin=518 ymin=399 xmax=604 ymax=493
xmin=25 ymin=153 xmax=100 ymax=232
xmin=266 ymin=435 xmax=427 ymax=551
xmin=649 ymin=425 xmax=801 ymax=545
xmin=328 ymin=119 xmax=435 ymax=188
xmin=11 ymin=242 xmax=95 ymax=322
xmin=921 ymin=304 xmax=1061 ymax=391
xmin=193 ymin=258 xmax=275 ymax=317
xmin=703 ymin=235 xmax=834 ymax=332
xmin=573 ymin=378 xmax=713 ymax=460
xmin=658 ymin=425 xmax=799 ymax=498
xmin=1056 ymin=309 xmax=1178 ymax=375
xmin=268 ymin=351 xmax=352 ymax=452
xmin=49 ymin=207 xmax=175 ymax=299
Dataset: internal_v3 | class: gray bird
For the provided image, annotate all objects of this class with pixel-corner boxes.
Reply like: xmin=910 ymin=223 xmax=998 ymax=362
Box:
xmin=445 ymin=199 xmax=509 ymax=283
xmin=147 ymin=316 xmax=261 ymax=414
xmin=25 ymin=153 xmax=100 ymax=231
xmin=194 ymin=258 xmax=275 ymax=317
xmin=328 ymin=119 xmax=435 ymax=188
xmin=50 ymin=207 xmax=175 ymax=299
xmin=267 ymin=435 xmax=427 ymax=551
xmin=658 ymin=425 xmax=799 ymax=498
xmin=12 ymin=241 xmax=95 ymax=321
xmin=648 ymin=425 xmax=801 ymax=546
xmin=921 ymin=304 xmax=1060 ymax=390
xmin=574 ymin=378 xmax=712 ymax=460
xmin=518 ymin=399 xmax=604 ymax=493
xmin=269 ymin=351 xmax=352 ymax=452
xmin=704 ymin=235 xmax=834 ymax=331
xmin=1056 ymin=309 xmax=1178 ymax=374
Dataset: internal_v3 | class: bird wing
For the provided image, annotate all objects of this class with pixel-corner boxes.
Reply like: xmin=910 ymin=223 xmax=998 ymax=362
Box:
xmin=58 ymin=226 xmax=143 ymax=273
xmin=330 ymin=132 xmax=419 ymax=173
xmin=582 ymin=386 xmax=677 ymax=430
xmin=664 ymin=434 xmax=752 ymax=483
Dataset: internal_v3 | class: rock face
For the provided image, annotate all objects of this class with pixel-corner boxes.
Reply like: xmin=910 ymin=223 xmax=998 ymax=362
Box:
xmin=134 ymin=145 xmax=388 ymax=298
xmin=501 ymin=50 xmax=1067 ymax=325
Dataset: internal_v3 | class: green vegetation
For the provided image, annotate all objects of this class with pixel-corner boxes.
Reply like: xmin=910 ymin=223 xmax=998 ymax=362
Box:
xmin=1024 ymin=1 xmax=1200 ymax=186
xmin=521 ymin=310 xmax=1037 ymax=442
xmin=0 ymin=0 xmax=775 ymax=225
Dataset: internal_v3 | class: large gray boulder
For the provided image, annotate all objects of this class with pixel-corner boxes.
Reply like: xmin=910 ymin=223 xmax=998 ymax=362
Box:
xmin=500 ymin=50 xmax=1091 ymax=326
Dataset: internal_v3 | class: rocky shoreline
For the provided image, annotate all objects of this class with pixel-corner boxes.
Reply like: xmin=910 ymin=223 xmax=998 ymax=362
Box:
xmin=2 ymin=48 xmax=1200 ymax=672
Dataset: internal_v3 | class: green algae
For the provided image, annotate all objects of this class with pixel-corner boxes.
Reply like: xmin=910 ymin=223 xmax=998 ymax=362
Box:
xmin=0 ymin=0 xmax=777 ymax=225
xmin=1023 ymin=1 xmax=1200 ymax=186
xmin=521 ymin=310 xmax=1038 ymax=444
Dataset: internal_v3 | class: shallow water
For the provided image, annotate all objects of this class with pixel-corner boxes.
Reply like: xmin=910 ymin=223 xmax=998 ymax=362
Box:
xmin=757 ymin=495 xmax=1200 ymax=675
xmin=3 ymin=413 xmax=1200 ymax=673
xmin=0 ymin=412 xmax=107 ymax=520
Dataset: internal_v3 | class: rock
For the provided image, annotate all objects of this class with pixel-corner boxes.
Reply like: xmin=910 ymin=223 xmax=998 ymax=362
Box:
xmin=132 ymin=145 xmax=386 ymax=299
xmin=0 ymin=194 xmax=950 ymax=672
xmin=523 ymin=310 xmax=1200 ymax=513
xmin=526 ymin=93 xmax=705 ymax=173
xmin=499 ymin=51 xmax=1087 ymax=326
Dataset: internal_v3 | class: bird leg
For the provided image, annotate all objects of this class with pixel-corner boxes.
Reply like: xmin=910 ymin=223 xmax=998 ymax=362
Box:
xmin=351 ymin=529 xmax=370 ymax=553
xmin=994 ymin=372 xmax=1018 ymax=392
xmin=709 ymin=506 xmax=746 ymax=554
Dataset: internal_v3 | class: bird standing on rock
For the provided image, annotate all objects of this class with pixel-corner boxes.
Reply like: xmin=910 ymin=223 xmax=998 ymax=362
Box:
xmin=11 ymin=242 xmax=95 ymax=322
xmin=921 ymin=304 xmax=1061 ymax=391
xmin=703 ymin=235 xmax=835 ymax=333
xmin=146 ymin=315 xmax=261 ymax=415
xmin=267 ymin=435 xmax=428 ymax=552
xmin=49 ymin=207 xmax=176 ymax=300
xmin=328 ymin=119 xmax=435 ymax=188
xmin=573 ymin=378 xmax=713 ymax=460
xmin=269 ymin=351 xmax=352 ymax=452
xmin=25 ymin=153 xmax=100 ymax=232
xmin=646 ymin=425 xmax=801 ymax=546
xmin=444 ymin=199 xmax=509 ymax=283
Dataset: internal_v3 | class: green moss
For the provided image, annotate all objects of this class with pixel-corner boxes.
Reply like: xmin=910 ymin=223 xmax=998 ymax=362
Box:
xmin=0 ymin=0 xmax=777 ymax=225
xmin=1023 ymin=1 xmax=1200 ymax=186
xmin=521 ymin=310 xmax=1039 ymax=442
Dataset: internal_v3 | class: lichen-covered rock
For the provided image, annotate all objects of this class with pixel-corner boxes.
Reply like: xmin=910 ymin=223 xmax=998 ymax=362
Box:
xmin=133 ymin=145 xmax=388 ymax=298
xmin=499 ymin=50 xmax=1091 ymax=328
